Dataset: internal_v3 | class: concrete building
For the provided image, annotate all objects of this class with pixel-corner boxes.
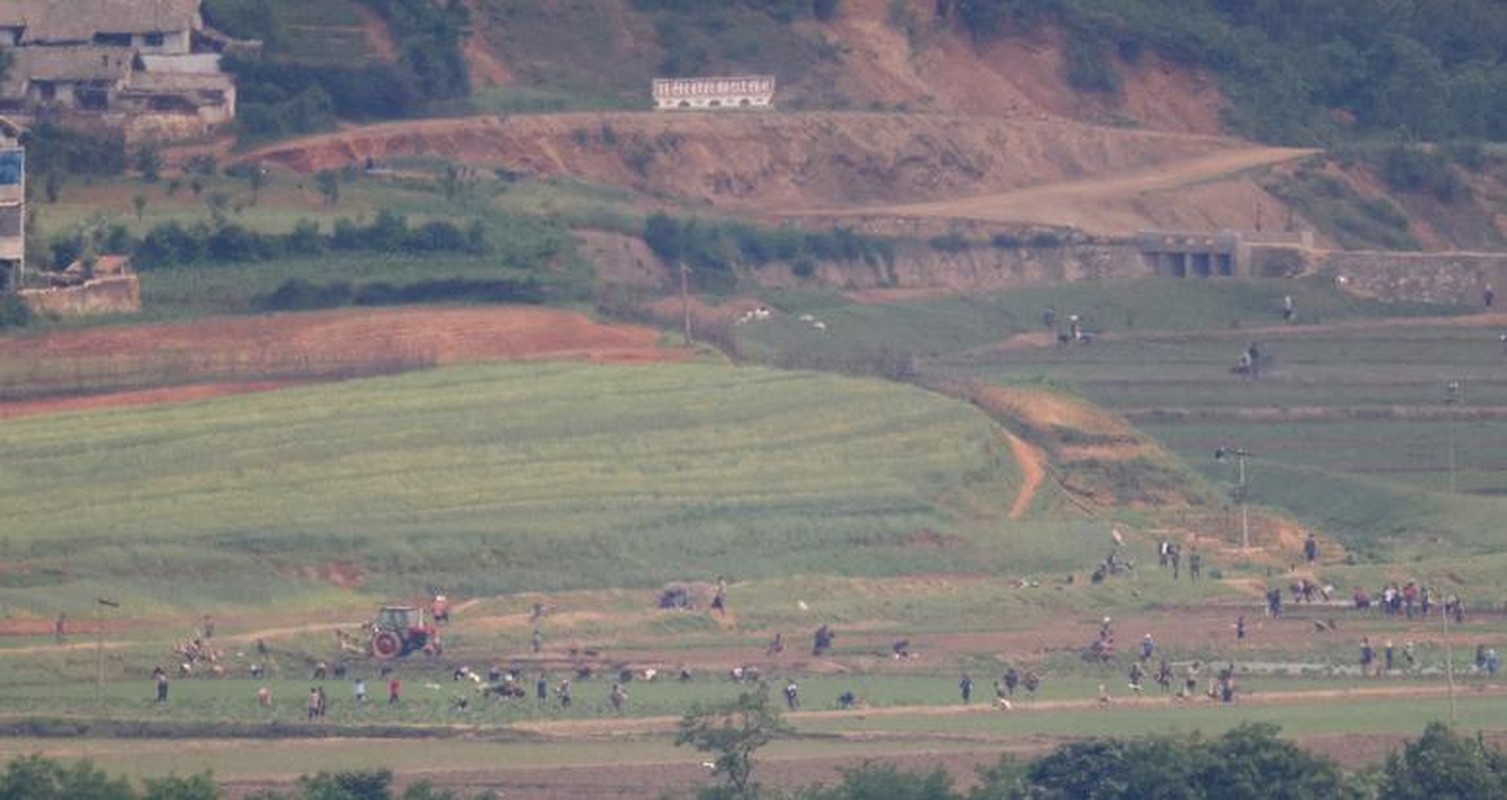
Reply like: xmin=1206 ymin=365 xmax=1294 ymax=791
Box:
xmin=0 ymin=0 xmax=235 ymax=142
xmin=653 ymin=76 xmax=775 ymax=110
xmin=0 ymin=117 xmax=21 ymax=294
xmin=1138 ymin=229 xmax=1315 ymax=279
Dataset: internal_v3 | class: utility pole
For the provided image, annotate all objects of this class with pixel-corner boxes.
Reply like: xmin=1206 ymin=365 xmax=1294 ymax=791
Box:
xmin=95 ymin=597 xmax=118 ymax=711
xmin=1443 ymin=598 xmax=1457 ymax=725
xmin=1237 ymin=451 xmax=1249 ymax=550
xmin=1215 ymin=446 xmax=1252 ymax=550
xmin=1445 ymin=380 xmax=1462 ymax=494
xmin=679 ymin=261 xmax=692 ymax=347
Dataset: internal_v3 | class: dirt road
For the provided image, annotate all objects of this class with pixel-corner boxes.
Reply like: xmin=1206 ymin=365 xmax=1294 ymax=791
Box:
xmin=833 ymin=145 xmax=1316 ymax=235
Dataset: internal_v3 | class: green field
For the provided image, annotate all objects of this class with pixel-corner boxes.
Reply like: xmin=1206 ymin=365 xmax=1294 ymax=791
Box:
xmin=0 ymin=361 xmax=1029 ymax=612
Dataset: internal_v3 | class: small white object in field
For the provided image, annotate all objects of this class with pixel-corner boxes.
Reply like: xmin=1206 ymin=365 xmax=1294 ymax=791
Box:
xmin=797 ymin=600 xmax=809 ymax=610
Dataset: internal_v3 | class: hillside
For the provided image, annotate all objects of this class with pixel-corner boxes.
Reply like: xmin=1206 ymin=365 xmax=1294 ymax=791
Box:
xmin=200 ymin=0 xmax=1507 ymax=251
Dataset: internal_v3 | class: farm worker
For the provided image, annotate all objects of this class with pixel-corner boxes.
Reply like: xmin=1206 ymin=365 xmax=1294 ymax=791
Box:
xmin=711 ymin=583 xmax=727 ymax=616
xmin=202 ymin=615 xmax=215 ymax=639
xmin=784 ymin=681 xmax=799 ymax=710
xmin=54 ymin=613 xmax=66 ymax=643
xmin=353 ymin=678 xmax=366 ymax=704
xmin=1304 ymin=532 xmax=1318 ymax=564
xmin=257 ymin=686 xmax=272 ymax=707
xmin=153 ymin=665 xmax=169 ymax=703
xmin=1236 ymin=615 xmax=1246 ymax=641
xmin=1183 ymin=662 xmax=1199 ymax=698
xmin=609 ymin=682 xmax=628 ymax=713
xmin=959 ymin=674 xmax=974 ymax=704
xmin=1002 ymin=667 xmax=1019 ymax=695
xmin=1488 ymin=649 xmax=1501 ymax=678
xmin=535 ymin=674 xmax=548 ymax=704
xmin=1360 ymin=638 xmax=1375 ymax=677
xmin=531 ymin=628 xmax=542 ymax=653
xmin=388 ymin=676 xmax=401 ymax=705
xmin=557 ymin=678 xmax=572 ymax=709
xmin=1486 ymin=283 xmax=1495 ymax=309
xmin=307 ymin=688 xmax=321 ymax=720
xmin=1127 ymin=663 xmax=1144 ymax=695
xmin=1282 ymin=294 xmax=1295 ymax=323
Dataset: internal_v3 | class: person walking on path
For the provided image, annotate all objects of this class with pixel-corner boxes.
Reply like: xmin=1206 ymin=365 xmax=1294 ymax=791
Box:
xmin=154 ymin=666 xmax=169 ymax=703
xmin=388 ymin=676 xmax=402 ymax=705
xmin=959 ymin=674 xmax=974 ymax=704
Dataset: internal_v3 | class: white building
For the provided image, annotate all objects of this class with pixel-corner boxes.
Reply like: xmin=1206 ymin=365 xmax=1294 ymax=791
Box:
xmin=652 ymin=75 xmax=775 ymax=110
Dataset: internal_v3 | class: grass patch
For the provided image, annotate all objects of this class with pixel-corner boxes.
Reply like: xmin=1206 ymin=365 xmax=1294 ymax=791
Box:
xmin=0 ymin=362 xmax=1019 ymax=608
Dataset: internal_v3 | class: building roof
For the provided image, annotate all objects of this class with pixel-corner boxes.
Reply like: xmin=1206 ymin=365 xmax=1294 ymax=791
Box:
xmin=138 ymin=53 xmax=222 ymax=75
xmin=0 ymin=0 xmax=199 ymax=44
xmin=12 ymin=46 xmax=135 ymax=83
xmin=125 ymin=69 xmax=231 ymax=94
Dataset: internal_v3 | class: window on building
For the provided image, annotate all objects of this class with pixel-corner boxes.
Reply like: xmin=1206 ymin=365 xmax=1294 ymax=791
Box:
xmin=143 ymin=32 xmax=165 ymax=47
xmin=94 ymin=32 xmax=130 ymax=46
xmin=76 ymin=86 xmax=109 ymax=111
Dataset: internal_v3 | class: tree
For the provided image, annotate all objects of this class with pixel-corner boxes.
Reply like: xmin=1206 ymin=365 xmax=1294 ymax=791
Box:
xmin=315 ymin=170 xmax=341 ymax=206
xmin=136 ymin=143 xmax=163 ymax=183
xmin=0 ymin=754 xmax=133 ymax=800
xmin=1382 ymin=722 xmax=1507 ymax=799
xmin=140 ymin=773 xmax=221 ymax=800
xmin=675 ymin=684 xmax=790 ymax=798
xmin=1194 ymin=723 xmax=1360 ymax=800
xmin=801 ymin=762 xmax=959 ymax=800
xmin=296 ymin=769 xmax=394 ymax=800
xmin=246 ymin=164 xmax=266 ymax=204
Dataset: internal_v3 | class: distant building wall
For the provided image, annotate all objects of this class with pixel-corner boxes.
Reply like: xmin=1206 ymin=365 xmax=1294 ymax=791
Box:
xmin=652 ymin=76 xmax=775 ymax=110
xmin=1137 ymin=229 xmax=1315 ymax=279
xmin=1323 ymin=251 xmax=1507 ymax=305
xmin=20 ymin=274 xmax=140 ymax=315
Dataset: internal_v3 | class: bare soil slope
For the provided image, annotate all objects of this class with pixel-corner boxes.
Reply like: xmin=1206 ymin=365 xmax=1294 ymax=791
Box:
xmin=0 ymin=307 xmax=681 ymax=418
xmin=240 ymin=112 xmax=1258 ymax=220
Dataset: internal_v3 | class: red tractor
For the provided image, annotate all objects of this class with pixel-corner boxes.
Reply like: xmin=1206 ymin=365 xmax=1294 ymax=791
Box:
xmin=369 ymin=605 xmax=440 ymax=659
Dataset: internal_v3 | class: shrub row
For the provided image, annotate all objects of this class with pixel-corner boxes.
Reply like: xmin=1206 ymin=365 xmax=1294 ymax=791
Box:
xmin=254 ymin=276 xmax=545 ymax=312
xmin=50 ymin=212 xmax=487 ymax=271
xmin=642 ymin=212 xmax=894 ymax=290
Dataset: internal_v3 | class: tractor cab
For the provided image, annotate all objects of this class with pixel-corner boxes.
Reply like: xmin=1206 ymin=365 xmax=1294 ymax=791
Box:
xmin=370 ymin=605 xmax=439 ymax=659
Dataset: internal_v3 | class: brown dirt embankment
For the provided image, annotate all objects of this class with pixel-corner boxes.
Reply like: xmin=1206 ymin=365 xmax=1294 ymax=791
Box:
xmin=234 ymin=112 xmax=1252 ymax=217
xmin=0 ymin=307 xmax=683 ymax=418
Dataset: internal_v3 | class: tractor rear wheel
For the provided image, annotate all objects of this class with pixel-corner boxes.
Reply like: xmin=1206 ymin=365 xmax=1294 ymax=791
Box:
xmin=372 ymin=630 xmax=403 ymax=659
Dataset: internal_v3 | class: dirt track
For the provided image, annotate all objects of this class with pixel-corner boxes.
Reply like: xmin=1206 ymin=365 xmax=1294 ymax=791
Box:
xmin=833 ymin=145 xmax=1316 ymax=235
xmin=1001 ymin=430 xmax=1045 ymax=519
